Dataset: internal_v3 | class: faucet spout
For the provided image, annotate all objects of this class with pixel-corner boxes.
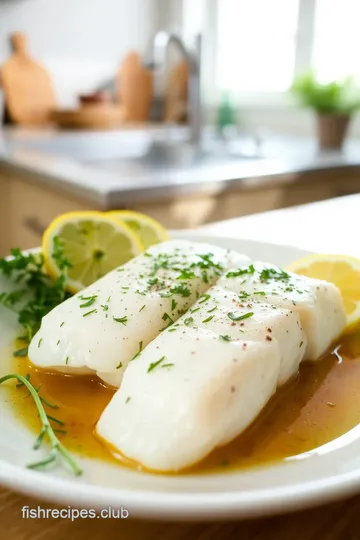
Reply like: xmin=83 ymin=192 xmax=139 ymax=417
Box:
xmin=144 ymin=31 xmax=202 ymax=146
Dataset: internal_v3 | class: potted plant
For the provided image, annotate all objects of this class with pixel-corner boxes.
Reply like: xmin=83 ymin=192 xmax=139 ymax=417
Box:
xmin=290 ymin=72 xmax=360 ymax=150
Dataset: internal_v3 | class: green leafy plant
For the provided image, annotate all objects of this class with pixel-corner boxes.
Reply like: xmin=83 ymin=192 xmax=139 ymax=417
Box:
xmin=0 ymin=246 xmax=72 ymax=354
xmin=0 ymin=373 xmax=82 ymax=475
xmin=290 ymin=72 xmax=360 ymax=114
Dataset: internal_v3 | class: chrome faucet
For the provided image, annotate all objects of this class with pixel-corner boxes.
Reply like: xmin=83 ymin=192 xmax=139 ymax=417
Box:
xmin=144 ymin=31 xmax=202 ymax=146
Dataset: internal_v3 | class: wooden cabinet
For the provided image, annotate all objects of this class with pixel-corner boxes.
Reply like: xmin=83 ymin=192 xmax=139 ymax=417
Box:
xmin=0 ymin=164 xmax=360 ymax=257
xmin=0 ymin=169 xmax=90 ymax=256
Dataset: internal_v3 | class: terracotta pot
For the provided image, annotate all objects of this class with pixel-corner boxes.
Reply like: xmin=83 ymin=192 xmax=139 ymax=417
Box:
xmin=316 ymin=113 xmax=350 ymax=150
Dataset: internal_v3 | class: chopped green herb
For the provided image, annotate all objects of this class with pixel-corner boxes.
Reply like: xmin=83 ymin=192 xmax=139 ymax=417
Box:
xmin=184 ymin=317 xmax=194 ymax=326
xmin=65 ymin=356 xmax=69 ymax=365
xmin=100 ymin=304 xmax=109 ymax=312
xmin=220 ymin=334 xmax=232 ymax=342
xmin=116 ymin=362 xmax=123 ymax=370
xmin=170 ymin=284 xmax=191 ymax=297
xmin=13 ymin=347 xmax=28 ymax=357
xmin=226 ymin=264 xmax=255 ymax=278
xmin=147 ymin=356 xmax=166 ymax=373
xmin=171 ymin=299 xmax=177 ymax=311
xmin=79 ymin=295 xmax=97 ymax=308
xmin=60 ymin=321 xmax=65 ymax=327
xmin=207 ymin=306 xmax=217 ymax=313
xmin=299 ymin=341 xmax=303 ymax=347
xmin=190 ymin=306 xmax=200 ymax=314
xmin=38 ymin=338 xmax=43 ymax=348
xmin=83 ymin=309 xmax=97 ymax=317
xmin=131 ymin=341 xmax=143 ymax=361
xmin=254 ymin=291 xmax=266 ymax=296
xmin=161 ymin=363 xmax=174 ymax=369
xmin=139 ymin=304 xmax=146 ymax=312
xmin=56 ymin=340 xmax=60 ymax=345
xmin=176 ymin=269 xmax=196 ymax=280
xmin=113 ymin=316 xmax=128 ymax=325
xmin=259 ymin=267 xmax=290 ymax=282
xmin=227 ymin=311 xmax=254 ymax=322
xmin=202 ymin=315 xmax=214 ymax=323
xmin=198 ymin=293 xmax=210 ymax=304
xmin=202 ymin=270 xmax=209 ymax=284
xmin=125 ymin=396 xmax=131 ymax=403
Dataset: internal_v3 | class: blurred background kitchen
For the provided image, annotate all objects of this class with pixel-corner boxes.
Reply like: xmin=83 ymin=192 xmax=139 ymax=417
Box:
xmin=0 ymin=0 xmax=359 ymax=256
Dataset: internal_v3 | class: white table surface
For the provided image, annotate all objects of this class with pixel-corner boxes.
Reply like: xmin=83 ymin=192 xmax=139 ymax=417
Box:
xmin=201 ymin=193 xmax=359 ymax=257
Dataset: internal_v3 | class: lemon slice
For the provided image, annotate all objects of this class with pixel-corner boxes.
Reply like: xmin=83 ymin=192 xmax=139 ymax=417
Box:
xmin=42 ymin=211 xmax=142 ymax=293
xmin=286 ymin=253 xmax=360 ymax=329
xmin=107 ymin=210 xmax=169 ymax=249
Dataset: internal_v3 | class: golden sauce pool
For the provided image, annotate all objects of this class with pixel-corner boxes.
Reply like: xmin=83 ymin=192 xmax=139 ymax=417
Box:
xmin=7 ymin=329 xmax=360 ymax=474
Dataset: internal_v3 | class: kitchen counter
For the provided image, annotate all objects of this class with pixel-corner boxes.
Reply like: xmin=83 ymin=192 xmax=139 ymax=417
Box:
xmin=1 ymin=126 xmax=360 ymax=255
xmin=1 ymin=127 xmax=360 ymax=207
xmin=2 ymin=193 xmax=360 ymax=540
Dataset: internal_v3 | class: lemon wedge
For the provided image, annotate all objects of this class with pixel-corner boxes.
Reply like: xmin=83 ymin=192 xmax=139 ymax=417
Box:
xmin=107 ymin=210 xmax=169 ymax=249
xmin=42 ymin=211 xmax=142 ymax=293
xmin=286 ymin=253 xmax=360 ymax=329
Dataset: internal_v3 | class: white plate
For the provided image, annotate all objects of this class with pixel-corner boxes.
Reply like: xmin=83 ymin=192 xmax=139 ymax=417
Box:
xmin=1 ymin=233 xmax=360 ymax=521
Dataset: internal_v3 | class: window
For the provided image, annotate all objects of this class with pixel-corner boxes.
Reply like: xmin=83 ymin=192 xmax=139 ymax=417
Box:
xmin=195 ymin=0 xmax=360 ymax=103
xmin=216 ymin=0 xmax=299 ymax=93
xmin=313 ymin=0 xmax=360 ymax=83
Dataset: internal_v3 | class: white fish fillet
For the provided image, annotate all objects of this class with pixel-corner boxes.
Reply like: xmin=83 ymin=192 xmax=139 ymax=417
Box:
xmin=185 ymin=285 xmax=306 ymax=385
xmin=219 ymin=262 xmax=346 ymax=360
xmin=96 ymin=326 xmax=280 ymax=472
xmin=28 ymin=240 xmax=248 ymax=385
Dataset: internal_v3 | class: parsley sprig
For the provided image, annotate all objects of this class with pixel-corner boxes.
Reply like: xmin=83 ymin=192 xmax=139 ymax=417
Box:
xmin=0 ymin=246 xmax=72 ymax=350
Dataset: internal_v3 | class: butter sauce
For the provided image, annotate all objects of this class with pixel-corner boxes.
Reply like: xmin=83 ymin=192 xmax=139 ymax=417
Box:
xmin=9 ymin=329 xmax=360 ymax=474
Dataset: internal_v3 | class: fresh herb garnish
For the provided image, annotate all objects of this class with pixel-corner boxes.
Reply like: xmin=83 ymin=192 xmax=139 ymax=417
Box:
xmin=176 ymin=270 xmax=196 ymax=280
xmin=226 ymin=264 xmax=255 ymax=278
xmin=0 ymin=247 xmax=72 ymax=347
xmin=116 ymin=361 xmax=123 ymax=370
xmin=202 ymin=315 xmax=214 ymax=323
xmin=254 ymin=291 xmax=266 ymax=296
xmin=259 ymin=267 xmax=290 ymax=282
xmin=82 ymin=309 xmax=97 ymax=317
xmin=198 ymin=293 xmax=210 ymax=304
xmin=131 ymin=341 xmax=143 ymax=361
xmin=79 ymin=295 xmax=97 ymax=308
xmin=169 ymin=284 xmax=191 ymax=297
xmin=220 ymin=334 xmax=232 ymax=342
xmin=147 ymin=356 xmax=166 ymax=373
xmin=171 ymin=299 xmax=177 ymax=311
xmin=184 ymin=317 xmax=194 ymax=326
xmin=139 ymin=304 xmax=146 ymax=312
xmin=0 ymin=373 xmax=82 ymax=475
xmin=13 ymin=347 xmax=28 ymax=357
xmin=113 ymin=316 xmax=128 ymax=325
xmin=227 ymin=311 xmax=254 ymax=322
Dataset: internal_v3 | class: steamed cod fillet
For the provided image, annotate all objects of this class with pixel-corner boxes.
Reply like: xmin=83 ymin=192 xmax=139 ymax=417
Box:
xmin=96 ymin=326 xmax=280 ymax=472
xmin=219 ymin=262 xmax=346 ymax=360
xmin=184 ymin=285 xmax=306 ymax=385
xmin=96 ymin=282 xmax=306 ymax=471
xmin=28 ymin=240 xmax=248 ymax=386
